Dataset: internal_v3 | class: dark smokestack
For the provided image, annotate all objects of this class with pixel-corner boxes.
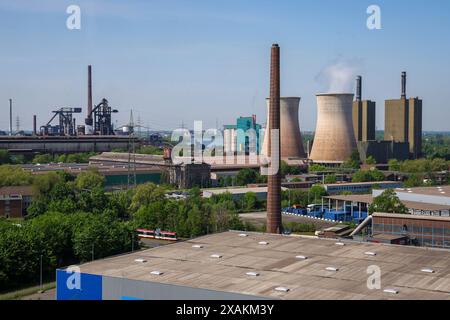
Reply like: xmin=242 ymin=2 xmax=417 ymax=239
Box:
xmin=401 ymin=71 xmax=406 ymax=99
xmin=33 ymin=115 xmax=37 ymax=136
xmin=356 ymin=76 xmax=362 ymax=101
xmin=86 ymin=65 xmax=93 ymax=126
xmin=9 ymin=99 xmax=12 ymax=136
xmin=266 ymin=44 xmax=282 ymax=234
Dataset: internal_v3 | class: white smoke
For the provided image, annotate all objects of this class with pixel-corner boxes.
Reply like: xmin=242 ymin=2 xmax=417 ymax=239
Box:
xmin=316 ymin=58 xmax=363 ymax=93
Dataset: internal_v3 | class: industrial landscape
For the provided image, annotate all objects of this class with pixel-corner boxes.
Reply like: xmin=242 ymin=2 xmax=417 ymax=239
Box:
xmin=1 ymin=0 xmax=450 ymax=305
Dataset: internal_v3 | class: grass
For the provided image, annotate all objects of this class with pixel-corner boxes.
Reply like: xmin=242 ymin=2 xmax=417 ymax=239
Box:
xmin=0 ymin=281 xmax=56 ymax=300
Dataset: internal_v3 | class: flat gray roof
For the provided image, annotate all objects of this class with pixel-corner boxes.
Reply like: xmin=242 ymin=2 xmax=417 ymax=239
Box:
xmin=71 ymin=231 xmax=450 ymax=300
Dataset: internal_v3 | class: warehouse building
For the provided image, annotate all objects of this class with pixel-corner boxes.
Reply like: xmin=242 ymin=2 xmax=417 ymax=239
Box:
xmin=56 ymin=231 xmax=450 ymax=300
xmin=371 ymin=213 xmax=450 ymax=248
xmin=323 ymin=181 xmax=402 ymax=195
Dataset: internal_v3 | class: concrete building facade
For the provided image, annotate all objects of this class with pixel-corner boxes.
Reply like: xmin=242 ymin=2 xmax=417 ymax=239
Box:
xmin=353 ymin=100 xmax=376 ymax=142
xmin=384 ymin=72 xmax=422 ymax=159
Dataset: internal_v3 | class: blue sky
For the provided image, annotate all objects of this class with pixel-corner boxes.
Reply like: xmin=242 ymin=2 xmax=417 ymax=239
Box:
xmin=0 ymin=0 xmax=449 ymax=131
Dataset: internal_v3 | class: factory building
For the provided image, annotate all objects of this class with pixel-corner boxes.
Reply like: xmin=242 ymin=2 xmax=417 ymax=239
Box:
xmin=371 ymin=213 xmax=450 ymax=248
xmin=223 ymin=115 xmax=262 ymax=156
xmin=357 ymin=140 xmax=410 ymax=164
xmin=261 ymin=97 xmax=306 ymax=159
xmin=56 ymin=231 xmax=450 ymax=300
xmin=384 ymin=72 xmax=422 ymax=159
xmin=309 ymin=93 xmax=357 ymax=163
xmin=352 ymin=76 xmax=376 ymax=142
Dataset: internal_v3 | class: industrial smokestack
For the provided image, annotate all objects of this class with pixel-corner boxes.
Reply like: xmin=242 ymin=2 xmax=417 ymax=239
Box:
xmin=9 ymin=99 xmax=12 ymax=136
xmin=33 ymin=115 xmax=37 ymax=136
xmin=266 ymin=44 xmax=282 ymax=234
xmin=401 ymin=71 xmax=406 ymax=99
xmin=85 ymin=65 xmax=93 ymax=128
xmin=356 ymin=76 xmax=362 ymax=101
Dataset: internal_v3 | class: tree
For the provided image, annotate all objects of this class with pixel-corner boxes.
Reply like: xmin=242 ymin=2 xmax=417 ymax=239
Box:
xmin=280 ymin=161 xmax=301 ymax=178
xmin=342 ymin=149 xmax=361 ymax=169
xmin=32 ymin=154 xmax=53 ymax=164
xmin=352 ymin=169 xmax=385 ymax=182
xmin=0 ymin=149 xmax=11 ymax=164
xmin=368 ymin=189 xmax=408 ymax=214
xmin=129 ymin=183 xmax=166 ymax=212
xmin=404 ymin=174 xmax=424 ymax=188
xmin=236 ymin=168 xmax=258 ymax=186
xmin=309 ymin=164 xmax=327 ymax=172
xmin=324 ymin=174 xmax=337 ymax=184
xmin=72 ymin=213 xmax=132 ymax=262
xmin=0 ymin=165 xmax=33 ymax=187
xmin=365 ymin=156 xmax=376 ymax=165
xmin=75 ymin=168 xmax=105 ymax=190
xmin=388 ymin=159 xmax=400 ymax=171
xmin=242 ymin=192 xmax=259 ymax=211
xmin=309 ymin=185 xmax=327 ymax=203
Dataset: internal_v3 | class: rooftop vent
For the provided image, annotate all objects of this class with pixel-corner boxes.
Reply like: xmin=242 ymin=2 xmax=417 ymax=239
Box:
xmin=192 ymin=244 xmax=203 ymax=248
xmin=134 ymin=258 xmax=147 ymax=263
xmin=274 ymin=287 xmax=290 ymax=292
xmin=210 ymin=254 xmax=222 ymax=259
xmin=246 ymin=272 xmax=260 ymax=277
xmin=295 ymin=255 xmax=308 ymax=260
xmin=421 ymin=268 xmax=435 ymax=273
xmin=258 ymin=241 xmax=269 ymax=245
xmin=364 ymin=251 xmax=376 ymax=256
xmin=325 ymin=267 xmax=339 ymax=272
xmin=383 ymin=288 xmax=399 ymax=294
xmin=150 ymin=271 xmax=163 ymax=276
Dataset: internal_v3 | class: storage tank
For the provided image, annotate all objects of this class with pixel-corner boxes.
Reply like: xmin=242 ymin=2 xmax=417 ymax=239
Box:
xmin=309 ymin=93 xmax=357 ymax=162
xmin=261 ymin=97 xmax=306 ymax=159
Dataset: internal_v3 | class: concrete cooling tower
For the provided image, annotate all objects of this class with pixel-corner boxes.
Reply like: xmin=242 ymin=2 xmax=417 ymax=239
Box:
xmin=309 ymin=93 xmax=357 ymax=162
xmin=262 ymin=97 xmax=306 ymax=159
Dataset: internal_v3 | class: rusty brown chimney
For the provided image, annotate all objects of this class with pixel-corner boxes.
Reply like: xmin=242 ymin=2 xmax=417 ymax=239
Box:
xmin=85 ymin=65 xmax=93 ymax=126
xmin=266 ymin=43 xmax=282 ymax=234
xmin=33 ymin=115 xmax=37 ymax=135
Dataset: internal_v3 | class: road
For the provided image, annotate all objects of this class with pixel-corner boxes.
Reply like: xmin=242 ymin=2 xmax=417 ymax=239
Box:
xmin=239 ymin=212 xmax=338 ymax=230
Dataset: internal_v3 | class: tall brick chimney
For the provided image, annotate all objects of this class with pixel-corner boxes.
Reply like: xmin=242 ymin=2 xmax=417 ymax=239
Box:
xmin=266 ymin=44 xmax=282 ymax=234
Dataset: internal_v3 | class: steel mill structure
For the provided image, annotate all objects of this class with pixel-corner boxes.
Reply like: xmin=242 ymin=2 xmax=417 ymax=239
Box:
xmin=309 ymin=93 xmax=357 ymax=163
xmin=262 ymin=97 xmax=306 ymax=159
xmin=266 ymin=44 xmax=282 ymax=234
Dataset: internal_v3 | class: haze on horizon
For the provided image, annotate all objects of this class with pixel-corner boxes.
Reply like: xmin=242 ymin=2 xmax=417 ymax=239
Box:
xmin=0 ymin=0 xmax=449 ymax=132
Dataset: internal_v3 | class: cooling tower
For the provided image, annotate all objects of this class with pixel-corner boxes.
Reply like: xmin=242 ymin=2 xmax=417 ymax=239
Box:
xmin=262 ymin=97 xmax=306 ymax=159
xmin=309 ymin=93 xmax=357 ymax=162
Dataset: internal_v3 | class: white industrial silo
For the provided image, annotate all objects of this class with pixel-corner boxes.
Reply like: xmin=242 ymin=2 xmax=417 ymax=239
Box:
xmin=309 ymin=93 xmax=357 ymax=162
xmin=261 ymin=97 xmax=306 ymax=159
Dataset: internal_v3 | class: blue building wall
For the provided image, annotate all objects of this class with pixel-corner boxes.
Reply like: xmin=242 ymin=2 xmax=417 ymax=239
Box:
xmin=56 ymin=269 xmax=266 ymax=300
